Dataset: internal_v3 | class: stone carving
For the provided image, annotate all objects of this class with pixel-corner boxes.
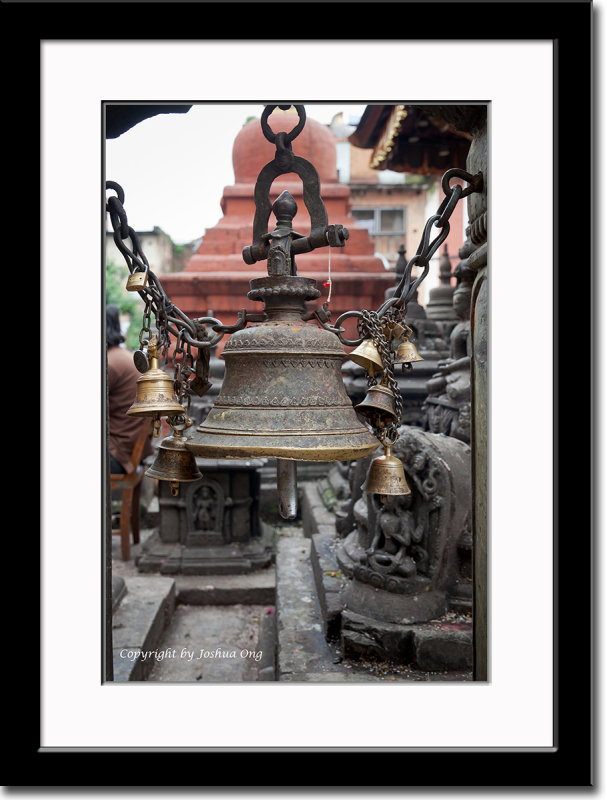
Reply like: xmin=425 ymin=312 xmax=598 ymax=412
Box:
xmin=136 ymin=458 xmax=273 ymax=575
xmin=337 ymin=426 xmax=471 ymax=623
xmin=192 ymin=481 xmax=223 ymax=534
xmin=365 ymin=492 xmax=427 ymax=578
xmin=421 ymin=262 xmax=474 ymax=443
xmin=334 ymin=454 xmax=376 ymax=537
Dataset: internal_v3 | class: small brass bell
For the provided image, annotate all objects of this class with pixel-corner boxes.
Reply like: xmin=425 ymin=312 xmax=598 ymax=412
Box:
xmin=394 ymin=337 xmax=424 ymax=366
xmin=127 ymin=337 xmax=184 ymax=433
xmin=146 ymin=428 xmax=203 ymax=496
xmin=362 ymin=444 xmax=411 ymax=502
xmin=349 ymin=338 xmax=384 ymax=377
xmin=354 ymin=383 xmax=398 ymax=426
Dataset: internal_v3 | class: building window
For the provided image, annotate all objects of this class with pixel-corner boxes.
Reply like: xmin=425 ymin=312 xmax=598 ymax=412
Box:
xmin=351 ymin=207 xmax=405 ymax=235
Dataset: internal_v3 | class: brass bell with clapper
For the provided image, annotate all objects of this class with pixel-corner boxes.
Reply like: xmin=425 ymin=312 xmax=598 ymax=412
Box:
xmin=361 ymin=443 xmax=411 ymax=502
xmin=352 ymin=312 xmax=412 ymax=502
xmin=348 ymin=338 xmax=384 ymax=378
xmin=394 ymin=324 xmax=424 ymax=371
xmin=127 ymin=334 xmax=184 ymax=436
xmin=146 ymin=416 xmax=203 ymax=497
xmin=354 ymin=377 xmax=398 ymax=428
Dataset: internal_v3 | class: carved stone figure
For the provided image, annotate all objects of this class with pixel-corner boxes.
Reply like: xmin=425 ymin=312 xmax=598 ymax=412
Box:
xmin=421 ymin=264 xmax=474 ymax=443
xmin=363 ymin=492 xmax=427 ymax=578
xmin=337 ymin=426 xmax=471 ymax=623
xmin=194 ymin=484 xmax=218 ymax=532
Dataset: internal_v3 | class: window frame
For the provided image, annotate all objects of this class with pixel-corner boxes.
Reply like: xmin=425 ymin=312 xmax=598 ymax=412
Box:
xmin=350 ymin=206 xmax=406 ymax=236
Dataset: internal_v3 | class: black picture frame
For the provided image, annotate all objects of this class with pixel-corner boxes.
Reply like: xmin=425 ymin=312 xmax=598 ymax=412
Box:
xmin=23 ymin=0 xmax=593 ymax=790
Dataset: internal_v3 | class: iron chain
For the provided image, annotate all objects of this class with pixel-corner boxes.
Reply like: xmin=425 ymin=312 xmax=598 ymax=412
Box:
xmin=105 ymin=181 xmax=232 ymax=405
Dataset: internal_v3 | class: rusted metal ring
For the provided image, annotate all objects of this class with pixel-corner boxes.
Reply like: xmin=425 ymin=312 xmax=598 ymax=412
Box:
xmin=333 ymin=310 xmax=366 ymax=346
xmin=261 ymin=105 xmax=306 ymax=144
xmin=106 ymin=180 xmax=125 ymax=205
xmin=441 ymin=168 xmax=483 ymax=198
xmin=107 ymin=195 xmax=129 ymax=240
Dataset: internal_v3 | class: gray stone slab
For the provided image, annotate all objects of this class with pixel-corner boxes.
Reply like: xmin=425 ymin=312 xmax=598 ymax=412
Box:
xmin=413 ymin=626 xmax=473 ymax=672
xmin=174 ymin=566 xmax=276 ymax=606
xmin=146 ymin=603 xmax=272 ymax=682
xmin=310 ymin=532 xmax=347 ymax=638
xmin=276 ymin=528 xmax=358 ymax=680
xmin=300 ymin=481 xmax=338 ymax=538
xmin=112 ymin=576 xmax=176 ymax=681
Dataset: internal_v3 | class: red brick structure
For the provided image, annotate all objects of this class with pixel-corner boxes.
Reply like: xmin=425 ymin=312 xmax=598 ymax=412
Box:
xmin=159 ymin=108 xmax=393 ymax=348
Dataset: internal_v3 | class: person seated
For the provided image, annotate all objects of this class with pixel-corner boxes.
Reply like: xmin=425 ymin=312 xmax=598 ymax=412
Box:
xmin=106 ymin=305 xmax=154 ymax=474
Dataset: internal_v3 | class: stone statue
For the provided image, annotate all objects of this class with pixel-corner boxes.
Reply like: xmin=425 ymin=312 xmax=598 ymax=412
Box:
xmin=337 ymin=426 xmax=471 ymax=621
xmin=363 ymin=492 xmax=428 ymax=578
xmin=422 ymin=264 xmax=474 ymax=443
xmin=194 ymin=484 xmax=218 ymax=532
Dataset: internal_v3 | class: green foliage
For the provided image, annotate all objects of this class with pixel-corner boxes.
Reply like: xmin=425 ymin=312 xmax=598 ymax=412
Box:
xmin=105 ymin=260 xmax=144 ymax=348
xmin=125 ymin=318 xmax=141 ymax=350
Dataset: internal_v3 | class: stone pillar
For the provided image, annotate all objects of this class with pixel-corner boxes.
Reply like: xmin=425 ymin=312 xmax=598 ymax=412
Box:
xmin=466 ymin=121 xmax=488 ymax=681
xmin=413 ymin=104 xmax=487 ymax=680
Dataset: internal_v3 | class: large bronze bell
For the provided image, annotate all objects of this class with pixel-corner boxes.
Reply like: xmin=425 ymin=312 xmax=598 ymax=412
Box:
xmin=127 ymin=339 xmax=183 ymax=429
xmin=354 ymin=382 xmax=398 ymax=427
xmin=348 ymin=338 xmax=383 ymax=377
xmin=146 ymin=428 xmax=203 ymax=496
xmin=185 ymin=276 xmax=379 ymax=463
xmin=362 ymin=444 xmax=411 ymax=501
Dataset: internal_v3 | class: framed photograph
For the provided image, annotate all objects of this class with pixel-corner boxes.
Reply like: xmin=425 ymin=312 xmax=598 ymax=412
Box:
xmin=27 ymin=0 xmax=593 ymax=789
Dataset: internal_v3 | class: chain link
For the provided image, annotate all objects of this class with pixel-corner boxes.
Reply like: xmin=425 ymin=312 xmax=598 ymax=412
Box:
xmin=348 ymin=169 xmax=482 ymax=448
xmin=357 ymin=310 xmax=403 ymax=444
xmin=105 ymin=182 xmax=228 ymax=406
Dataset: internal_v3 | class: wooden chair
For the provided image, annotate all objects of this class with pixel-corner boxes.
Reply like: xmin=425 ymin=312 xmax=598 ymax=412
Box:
xmin=110 ymin=420 xmax=153 ymax=560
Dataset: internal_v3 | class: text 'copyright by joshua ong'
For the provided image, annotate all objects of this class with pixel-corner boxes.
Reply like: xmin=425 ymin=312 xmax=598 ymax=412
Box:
xmin=119 ymin=647 xmax=263 ymax=663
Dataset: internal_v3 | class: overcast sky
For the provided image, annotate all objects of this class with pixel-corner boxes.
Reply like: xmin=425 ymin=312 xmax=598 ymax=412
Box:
xmin=105 ymin=103 xmax=367 ymax=246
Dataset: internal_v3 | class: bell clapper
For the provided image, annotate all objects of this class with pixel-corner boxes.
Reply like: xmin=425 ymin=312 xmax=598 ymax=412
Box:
xmin=276 ymin=459 xmax=298 ymax=520
xmin=169 ymin=481 xmax=180 ymax=497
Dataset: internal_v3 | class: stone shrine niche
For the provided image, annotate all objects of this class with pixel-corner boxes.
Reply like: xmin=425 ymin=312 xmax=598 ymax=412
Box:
xmin=186 ymin=479 xmax=225 ymax=547
xmin=337 ymin=426 xmax=471 ymax=623
xmin=136 ymin=457 xmax=274 ymax=575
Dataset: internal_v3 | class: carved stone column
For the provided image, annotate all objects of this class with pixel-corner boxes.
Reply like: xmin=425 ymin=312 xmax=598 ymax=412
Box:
xmin=466 ymin=117 xmax=488 ymax=681
xmin=416 ymin=105 xmax=487 ymax=680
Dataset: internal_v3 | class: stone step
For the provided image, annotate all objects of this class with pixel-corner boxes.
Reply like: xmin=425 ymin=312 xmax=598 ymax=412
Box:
xmin=174 ymin=566 xmax=276 ymax=606
xmin=111 ymin=576 xmax=176 ymax=681
xmin=146 ymin=602 xmax=274 ymax=682
xmin=275 ymin=527 xmax=353 ymax=681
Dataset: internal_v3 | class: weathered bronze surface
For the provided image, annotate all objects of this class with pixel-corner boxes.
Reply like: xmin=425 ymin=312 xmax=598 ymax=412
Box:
xmin=348 ymin=338 xmax=384 ymax=377
xmin=127 ymin=341 xmax=183 ymax=421
xmin=146 ymin=429 xmax=203 ymax=496
xmin=361 ymin=445 xmax=411 ymax=500
xmin=394 ymin=338 xmax=424 ymax=365
xmin=186 ymin=276 xmax=378 ymax=462
xmin=354 ymin=383 xmax=398 ymax=427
